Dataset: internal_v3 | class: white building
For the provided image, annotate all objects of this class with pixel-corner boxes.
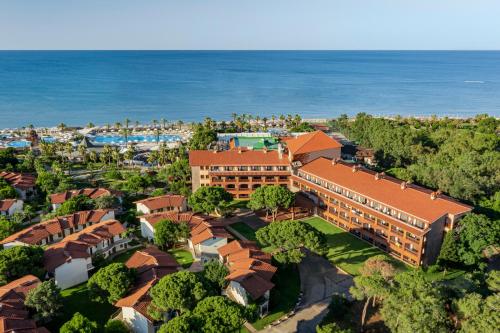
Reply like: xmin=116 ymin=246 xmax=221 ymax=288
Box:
xmin=188 ymin=221 xmax=231 ymax=263
xmin=135 ymin=195 xmax=187 ymax=215
xmin=0 ymin=199 xmax=23 ymax=217
xmin=43 ymin=219 xmax=129 ymax=289
xmin=115 ymin=247 xmax=180 ymax=333
xmin=138 ymin=211 xmax=207 ymax=241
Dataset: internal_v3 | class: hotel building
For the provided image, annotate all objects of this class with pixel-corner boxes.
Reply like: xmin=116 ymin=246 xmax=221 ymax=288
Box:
xmin=291 ymin=158 xmax=472 ymax=266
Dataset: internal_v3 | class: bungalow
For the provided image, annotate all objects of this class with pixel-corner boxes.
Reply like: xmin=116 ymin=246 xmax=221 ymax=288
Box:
xmin=0 ymin=171 xmax=36 ymax=200
xmin=115 ymin=247 xmax=180 ymax=333
xmin=0 ymin=199 xmax=23 ymax=217
xmin=43 ymin=219 xmax=129 ymax=289
xmin=139 ymin=211 xmax=209 ymax=241
xmin=1 ymin=209 xmax=114 ymax=249
xmin=49 ymin=188 xmax=123 ymax=211
xmin=0 ymin=275 xmax=50 ymax=333
xmin=188 ymin=221 xmax=232 ymax=263
xmin=218 ymin=240 xmax=276 ymax=315
xmin=135 ymin=195 xmax=187 ymax=215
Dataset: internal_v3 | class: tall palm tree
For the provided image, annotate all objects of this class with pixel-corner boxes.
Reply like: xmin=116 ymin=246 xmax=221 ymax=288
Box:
xmin=58 ymin=123 xmax=67 ymax=132
xmin=78 ymin=144 xmax=88 ymax=163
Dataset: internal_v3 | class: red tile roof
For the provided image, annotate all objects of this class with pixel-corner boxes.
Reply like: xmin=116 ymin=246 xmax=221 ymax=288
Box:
xmin=43 ymin=220 xmax=125 ymax=272
xmin=0 ymin=275 xmax=48 ymax=333
xmin=49 ymin=188 xmax=122 ymax=204
xmin=140 ymin=212 xmax=209 ymax=229
xmin=221 ymin=240 xmax=276 ymax=301
xmin=134 ymin=195 xmax=186 ymax=211
xmin=189 ymin=149 xmax=289 ymax=166
xmin=298 ymin=158 xmax=472 ymax=222
xmin=0 ymin=199 xmax=17 ymax=212
xmin=115 ymin=247 xmax=180 ymax=321
xmin=190 ymin=221 xmax=231 ymax=245
xmin=0 ymin=172 xmax=36 ymax=190
xmin=1 ymin=210 xmax=112 ymax=246
xmin=285 ymin=131 xmax=342 ymax=155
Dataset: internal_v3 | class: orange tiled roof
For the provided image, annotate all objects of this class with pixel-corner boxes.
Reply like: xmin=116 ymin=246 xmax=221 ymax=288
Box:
xmin=217 ymin=240 xmax=259 ymax=258
xmin=298 ymin=158 xmax=472 ymax=222
xmin=134 ymin=195 xmax=186 ymax=211
xmin=0 ymin=172 xmax=36 ymax=190
xmin=43 ymin=220 xmax=125 ymax=272
xmin=140 ymin=212 xmax=209 ymax=229
xmin=0 ymin=199 xmax=17 ymax=212
xmin=0 ymin=210 xmax=112 ymax=246
xmin=49 ymin=188 xmax=121 ymax=204
xmin=190 ymin=221 xmax=231 ymax=245
xmin=115 ymin=246 xmax=180 ymax=321
xmin=189 ymin=149 xmax=289 ymax=166
xmin=228 ymin=258 xmax=277 ymax=282
xmin=285 ymin=131 xmax=342 ymax=155
xmin=0 ymin=275 xmax=46 ymax=333
xmin=226 ymin=269 xmax=275 ymax=300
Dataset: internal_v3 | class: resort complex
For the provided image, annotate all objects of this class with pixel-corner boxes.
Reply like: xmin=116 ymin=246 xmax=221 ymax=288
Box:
xmin=0 ymin=114 xmax=497 ymax=333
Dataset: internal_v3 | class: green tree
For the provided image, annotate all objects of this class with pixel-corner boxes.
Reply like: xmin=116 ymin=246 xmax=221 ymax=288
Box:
xmin=104 ymin=319 xmax=131 ymax=333
xmin=149 ymin=271 xmax=206 ymax=314
xmin=165 ymin=158 xmax=191 ymax=196
xmin=381 ymin=270 xmax=450 ymax=333
xmin=93 ymin=195 xmax=120 ymax=210
xmin=263 ymin=185 xmax=295 ymax=221
xmin=188 ymin=186 xmax=233 ymax=216
xmin=256 ymin=220 xmax=325 ymax=264
xmin=87 ymin=263 xmax=136 ymax=304
xmin=157 ymin=313 xmax=194 ymax=333
xmin=24 ymin=279 xmax=63 ymax=322
xmin=55 ymin=194 xmax=94 ymax=216
xmin=189 ymin=124 xmax=217 ymax=150
xmin=349 ymin=255 xmax=396 ymax=328
xmin=201 ymin=260 xmax=229 ymax=293
xmin=0 ymin=178 xmax=17 ymax=199
xmin=60 ymin=312 xmax=98 ymax=333
xmin=453 ymin=292 xmax=500 ymax=333
xmin=0 ymin=148 xmax=19 ymax=169
xmin=154 ymin=220 xmax=190 ymax=249
xmin=247 ymin=186 xmax=267 ymax=215
xmin=437 ymin=230 xmax=460 ymax=269
xmin=0 ymin=246 xmax=45 ymax=284
xmin=316 ymin=323 xmax=353 ymax=333
xmin=454 ymin=214 xmax=500 ymax=266
xmin=0 ymin=216 xmax=21 ymax=239
xmin=486 ymin=270 xmax=500 ymax=292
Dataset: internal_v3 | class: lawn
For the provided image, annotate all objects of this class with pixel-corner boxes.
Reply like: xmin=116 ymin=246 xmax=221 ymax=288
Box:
xmin=304 ymin=216 xmax=464 ymax=280
xmin=228 ymin=199 xmax=250 ymax=210
xmin=169 ymin=248 xmax=194 ymax=269
xmin=229 ymin=222 xmax=258 ymax=242
xmin=251 ymin=263 xmax=301 ymax=330
xmin=46 ymin=283 xmax=116 ymax=331
xmin=304 ymin=217 xmax=403 ymax=275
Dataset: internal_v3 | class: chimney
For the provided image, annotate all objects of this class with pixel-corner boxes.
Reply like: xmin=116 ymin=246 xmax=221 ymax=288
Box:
xmin=213 ymin=150 xmax=217 ymax=154
xmin=375 ymin=172 xmax=380 ymax=180
xmin=430 ymin=192 xmax=437 ymax=200
xmin=263 ymin=148 xmax=268 ymax=154
xmin=238 ymin=148 xmax=242 ymax=154
xmin=400 ymin=181 xmax=407 ymax=190
xmin=278 ymin=143 xmax=283 ymax=159
xmin=352 ymin=165 xmax=358 ymax=173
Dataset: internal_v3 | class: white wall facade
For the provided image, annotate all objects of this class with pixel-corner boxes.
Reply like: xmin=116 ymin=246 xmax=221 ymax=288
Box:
xmin=54 ymin=258 xmax=90 ymax=290
xmin=122 ymin=307 xmax=154 ymax=333
xmin=140 ymin=220 xmax=155 ymax=240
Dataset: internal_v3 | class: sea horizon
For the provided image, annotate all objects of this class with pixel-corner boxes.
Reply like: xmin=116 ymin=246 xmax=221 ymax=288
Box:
xmin=1 ymin=50 xmax=499 ymax=128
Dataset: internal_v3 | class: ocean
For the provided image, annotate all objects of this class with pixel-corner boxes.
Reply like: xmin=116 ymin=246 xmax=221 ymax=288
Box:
xmin=0 ymin=51 xmax=499 ymax=128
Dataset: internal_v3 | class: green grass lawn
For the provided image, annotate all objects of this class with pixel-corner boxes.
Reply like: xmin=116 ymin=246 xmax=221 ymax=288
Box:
xmin=304 ymin=216 xmax=464 ymax=280
xmin=228 ymin=199 xmax=250 ymax=210
xmin=169 ymin=248 xmax=194 ymax=269
xmin=251 ymin=263 xmax=301 ymax=330
xmin=304 ymin=216 xmax=403 ymax=275
xmin=229 ymin=222 xmax=258 ymax=242
xmin=46 ymin=283 xmax=116 ymax=331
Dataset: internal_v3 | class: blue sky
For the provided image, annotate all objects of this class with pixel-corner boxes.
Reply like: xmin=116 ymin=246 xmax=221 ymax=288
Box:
xmin=1 ymin=0 xmax=499 ymax=50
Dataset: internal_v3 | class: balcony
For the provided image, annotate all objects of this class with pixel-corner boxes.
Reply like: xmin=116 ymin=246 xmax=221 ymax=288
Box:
xmin=390 ymin=227 xmax=404 ymax=236
xmin=404 ymin=245 xmax=419 ymax=254
xmin=339 ymin=214 xmax=349 ymax=222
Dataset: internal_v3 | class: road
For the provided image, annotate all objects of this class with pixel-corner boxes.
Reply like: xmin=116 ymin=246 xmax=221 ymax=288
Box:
xmin=260 ymin=252 xmax=353 ymax=333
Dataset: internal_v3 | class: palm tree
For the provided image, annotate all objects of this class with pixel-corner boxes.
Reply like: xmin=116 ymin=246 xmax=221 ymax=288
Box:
xmin=177 ymin=120 xmax=184 ymax=130
xmin=161 ymin=118 xmax=166 ymax=130
xmin=124 ymin=145 xmax=136 ymax=167
xmin=58 ymin=123 xmax=67 ymax=132
xmin=111 ymin=148 xmax=121 ymax=167
xmin=115 ymin=122 xmax=122 ymax=130
xmin=231 ymin=113 xmax=238 ymax=123
xmin=87 ymin=122 xmax=95 ymax=128
xmin=23 ymin=204 xmax=36 ymax=224
xmin=78 ymin=144 xmax=88 ymax=163
xmin=152 ymin=119 xmax=158 ymax=129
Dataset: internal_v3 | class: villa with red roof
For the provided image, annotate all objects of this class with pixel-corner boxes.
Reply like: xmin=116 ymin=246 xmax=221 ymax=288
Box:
xmin=218 ymin=240 xmax=276 ymax=315
xmin=49 ymin=188 xmax=123 ymax=211
xmin=1 ymin=209 xmax=114 ymax=249
xmin=134 ymin=194 xmax=187 ymax=215
xmin=188 ymin=220 xmax=232 ymax=262
xmin=115 ymin=247 xmax=180 ymax=333
xmin=43 ymin=219 xmax=129 ymax=289
xmin=284 ymin=130 xmax=342 ymax=164
xmin=0 ymin=275 xmax=49 ymax=333
xmin=0 ymin=199 xmax=23 ymax=217
xmin=138 ymin=211 xmax=208 ymax=241
xmin=0 ymin=172 xmax=36 ymax=200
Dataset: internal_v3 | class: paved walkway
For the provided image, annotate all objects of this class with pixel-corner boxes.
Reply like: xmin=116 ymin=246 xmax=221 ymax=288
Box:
xmin=260 ymin=252 xmax=353 ymax=333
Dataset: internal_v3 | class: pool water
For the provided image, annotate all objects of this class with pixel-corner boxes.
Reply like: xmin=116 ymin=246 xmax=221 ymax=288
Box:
xmin=6 ymin=140 xmax=31 ymax=148
xmin=91 ymin=134 xmax=181 ymax=144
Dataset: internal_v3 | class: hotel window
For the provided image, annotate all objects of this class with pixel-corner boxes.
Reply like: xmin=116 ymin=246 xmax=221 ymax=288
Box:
xmin=251 ymin=166 xmax=260 ymax=171
xmin=265 ymin=166 xmax=273 ymax=171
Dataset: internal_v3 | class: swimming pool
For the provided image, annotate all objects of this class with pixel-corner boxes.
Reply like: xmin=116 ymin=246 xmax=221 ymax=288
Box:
xmin=5 ymin=140 xmax=31 ymax=148
xmin=91 ymin=134 xmax=181 ymax=144
xmin=41 ymin=137 xmax=56 ymax=143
